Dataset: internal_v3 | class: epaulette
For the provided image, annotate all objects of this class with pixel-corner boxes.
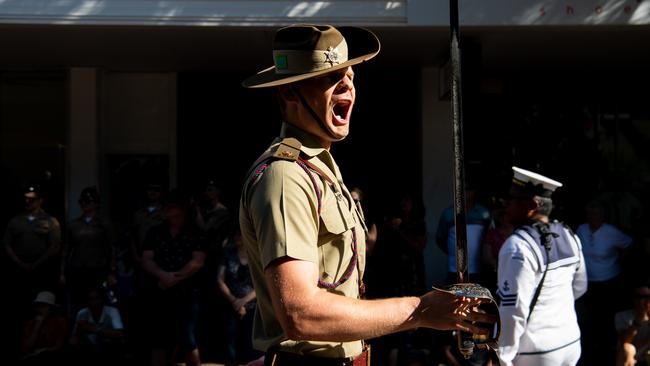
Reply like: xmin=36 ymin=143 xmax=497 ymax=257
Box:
xmin=273 ymin=137 xmax=302 ymax=161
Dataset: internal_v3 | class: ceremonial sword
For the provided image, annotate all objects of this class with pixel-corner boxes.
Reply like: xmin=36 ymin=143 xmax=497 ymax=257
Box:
xmin=445 ymin=0 xmax=501 ymax=358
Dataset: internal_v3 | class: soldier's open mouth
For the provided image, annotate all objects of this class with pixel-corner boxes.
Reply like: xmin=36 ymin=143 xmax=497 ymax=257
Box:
xmin=332 ymin=100 xmax=352 ymax=126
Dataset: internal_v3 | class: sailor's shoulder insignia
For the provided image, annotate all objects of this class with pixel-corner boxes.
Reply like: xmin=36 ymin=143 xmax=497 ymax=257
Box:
xmin=496 ymin=288 xmax=517 ymax=307
xmin=273 ymin=137 xmax=302 ymax=161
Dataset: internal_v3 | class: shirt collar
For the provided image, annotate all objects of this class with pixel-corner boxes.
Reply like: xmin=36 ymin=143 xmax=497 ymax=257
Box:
xmin=278 ymin=122 xmax=343 ymax=182
xmin=280 ymin=122 xmax=327 ymax=158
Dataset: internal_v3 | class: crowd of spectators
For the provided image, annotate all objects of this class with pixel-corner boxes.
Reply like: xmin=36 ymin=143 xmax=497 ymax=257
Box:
xmin=2 ymin=175 xmax=649 ymax=366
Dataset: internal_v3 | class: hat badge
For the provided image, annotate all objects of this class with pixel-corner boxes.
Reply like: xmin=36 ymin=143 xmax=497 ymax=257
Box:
xmin=324 ymin=46 xmax=341 ymax=66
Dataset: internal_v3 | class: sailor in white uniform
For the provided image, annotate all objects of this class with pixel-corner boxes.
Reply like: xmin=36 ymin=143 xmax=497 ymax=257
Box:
xmin=497 ymin=167 xmax=588 ymax=366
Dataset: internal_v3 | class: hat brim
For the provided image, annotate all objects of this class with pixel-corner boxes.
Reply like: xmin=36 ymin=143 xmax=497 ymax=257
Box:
xmin=242 ymin=26 xmax=380 ymax=88
xmin=33 ymin=300 xmax=59 ymax=307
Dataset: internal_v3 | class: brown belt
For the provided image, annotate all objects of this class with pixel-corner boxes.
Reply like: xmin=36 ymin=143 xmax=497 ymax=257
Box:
xmin=265 ymin=345 xmax=370 ymax=366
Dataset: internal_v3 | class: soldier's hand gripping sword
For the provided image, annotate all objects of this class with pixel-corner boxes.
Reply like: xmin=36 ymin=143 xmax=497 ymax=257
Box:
xmin=443 ymin=0 xmax=501 ymax=359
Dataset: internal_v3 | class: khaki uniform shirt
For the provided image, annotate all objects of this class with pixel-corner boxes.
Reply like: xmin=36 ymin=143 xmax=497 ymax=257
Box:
xmin=240 ymin=122 xmax=367 ymax=358
xmin=4 ymin=210 xmax=61 ymax=263
xmin=64 ymin=216 xmax=115 ymax=270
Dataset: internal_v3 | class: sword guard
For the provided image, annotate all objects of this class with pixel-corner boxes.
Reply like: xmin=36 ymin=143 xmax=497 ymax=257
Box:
xmin=434 ymin=283 xmax=501 ymax=359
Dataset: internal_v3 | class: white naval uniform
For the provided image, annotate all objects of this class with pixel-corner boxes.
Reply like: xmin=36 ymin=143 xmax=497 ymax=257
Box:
xmin=496 ymin=221 xmax=588 ymax=366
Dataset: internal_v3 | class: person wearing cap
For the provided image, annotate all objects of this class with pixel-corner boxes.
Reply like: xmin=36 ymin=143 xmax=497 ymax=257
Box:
xmin=196 ymin=179 xmax=231 ymax=260
xmin=3 ymin=184 xmax=61 ymax=305
xmin=122 ymin=181 xmax=166 ymax=360
xmin=239 ymin=24 xmax=494 ymax=366
xmin=131 ymin=181 xmax=166 ymax=264
xmin=19 ymin=291 xmax=68 ymax=364
xmin=60 ymin=186 xmax=116 ymax=316
xmin=196 ymin=179 xmax=230 ymax=239
xmin=496 ymin=167 xmax=588 ymax=366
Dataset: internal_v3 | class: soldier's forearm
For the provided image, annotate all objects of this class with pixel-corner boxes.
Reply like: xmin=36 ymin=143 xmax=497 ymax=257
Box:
xmin=265 ymin=258 xmax=421 ymax=341
xmin=277 ymin=290 xmax=421 ymax=342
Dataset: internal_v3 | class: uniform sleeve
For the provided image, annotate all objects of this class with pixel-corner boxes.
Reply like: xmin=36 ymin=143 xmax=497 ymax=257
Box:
xmin=108 ymin=307 xmax=124 ymax=330
xmin=48 ymin=217 xmax=61 ymax=249
xmin=613 ymin=226 xmax=633 ymax=249
xmin=570 ymin=232 xmax=588 ymax=300
xmin=72 ymin=309 xmax=85 ymax=335
xmin=497 ymin=237 xmax=538 ymax=366
xmin=247 ymin=161 xmax=320 ymax=269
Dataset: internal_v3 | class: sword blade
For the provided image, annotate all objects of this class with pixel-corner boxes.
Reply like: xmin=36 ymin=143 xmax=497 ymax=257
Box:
xmin=449 ymin=0 xmax=469 ymax=284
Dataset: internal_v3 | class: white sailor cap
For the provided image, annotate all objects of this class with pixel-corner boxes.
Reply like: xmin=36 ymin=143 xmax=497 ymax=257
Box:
xmin=511 ymin=166 xmax=562 ymax=198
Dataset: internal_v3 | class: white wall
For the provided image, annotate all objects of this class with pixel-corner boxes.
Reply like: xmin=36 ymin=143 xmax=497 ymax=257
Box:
xmin=421 ymin=66 xmax=453 ymax=287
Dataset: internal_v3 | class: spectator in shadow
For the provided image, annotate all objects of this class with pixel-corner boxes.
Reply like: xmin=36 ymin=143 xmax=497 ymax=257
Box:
xmin=615 ymin=281 xmax=650 ymax=366
xmin=4 ymin=184 xmax=61 ymax=307
xmin=141 ymin=190 xmax=206 ymax=366
xmin=436 ymin=181 xmax=490 ymax=286
xmin=351 ymin=187 xmax=378 ymax=255
xmin=60 ymin=187 xmax=116 ymax=318
xmin=217 ymin=228 xmax=258 ymax=366
xmin=577 ymin=201 xmax=633 ymax=365
xmin=126 ymin=180 xmax=166 ymax=362
xmin=384 ymin=192 xmax=427 ymax=296
xmin=482 ymin=201 xmax=513 ymax=294
xmin=622 ymin=225 xmax=650 ymax=295
xmin=196 ymin=179 xmax=230 ymax=251
xmin=69 ymin=287 xmax=124 ymax=365
xmin=194 ymin=179 xmax=232 ymax=358
xmin=368 ymin=192 xmax=428 ymax=366
xmin=4 ymin=184 xmax=62 ymax=362
xmin=131 ymin=181 xmax=166 ymax=269
xmin=19 ymin=291 xmax=68 ymax=365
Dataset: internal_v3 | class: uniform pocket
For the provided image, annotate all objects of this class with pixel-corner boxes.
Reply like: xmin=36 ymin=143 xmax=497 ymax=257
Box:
xmin=318 ymin=193 xmax=357 ymax=285
xmin=320 ymin=199 xmax=348 ymax=235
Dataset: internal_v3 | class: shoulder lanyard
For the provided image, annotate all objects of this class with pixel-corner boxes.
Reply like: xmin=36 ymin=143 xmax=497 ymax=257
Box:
xmin=249 ymin=157 xmax=364 ymax=295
